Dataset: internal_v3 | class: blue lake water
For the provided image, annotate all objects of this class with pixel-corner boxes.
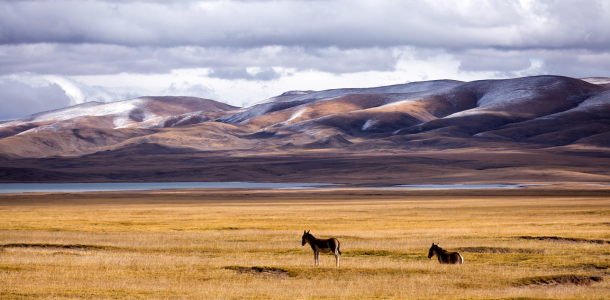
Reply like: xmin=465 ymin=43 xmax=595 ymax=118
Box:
xmin=0 ymin=182 xmax=538 ymax=194
xmin=375 ymin=184 xmax=534 ymax=190
xmin=0 ymin=182 xmax=334 ymax=194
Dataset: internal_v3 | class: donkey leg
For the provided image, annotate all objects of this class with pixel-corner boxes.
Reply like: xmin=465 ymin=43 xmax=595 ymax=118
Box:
xmin=335 ymin=252 xmax=339 ymax=267
xmin=316 ymin=252 xmax=320 ymax=266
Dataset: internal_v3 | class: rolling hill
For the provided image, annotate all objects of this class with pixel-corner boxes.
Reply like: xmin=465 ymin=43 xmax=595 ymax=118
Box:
xmin=1 ymin=75 xmax=609 ymax=185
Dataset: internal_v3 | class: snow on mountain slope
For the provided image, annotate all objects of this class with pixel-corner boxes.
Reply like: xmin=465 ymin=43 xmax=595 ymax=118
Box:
xmin=471 ymin=88 xmax=610 ymax=145
xmin=2 ymin=75 xmax=610 ymax=160
xmin=277 ymin=96 xmax=442 ymax=135
xmin=254 ymin=80 xmax=463 ymax=106
xmin=0 ymin=96 xmax=238 ymax=136
xmin=581 ymin=77 xmax=610 ymax=85
xmin=217 ymin=80 xmax=463 ymax=125
xmin=233 ymin=76 xmax=605 ymax=137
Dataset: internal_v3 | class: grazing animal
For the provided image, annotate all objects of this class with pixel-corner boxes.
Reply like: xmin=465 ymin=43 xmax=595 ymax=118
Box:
xmin=427 ymin=243 xmax=463 ymax=264
xmin=301 ymin=230 xmax=342 ymax=267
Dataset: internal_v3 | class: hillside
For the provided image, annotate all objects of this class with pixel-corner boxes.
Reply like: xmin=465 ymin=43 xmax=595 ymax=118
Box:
xmin=0 ymin=96 xmax=238 ymax=138
xmin=1 ymin=75 xmax=609 ymax=185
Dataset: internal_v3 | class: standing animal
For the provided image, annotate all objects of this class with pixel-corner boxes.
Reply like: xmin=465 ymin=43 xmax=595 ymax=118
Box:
xmin=301 ymin=230 xmax=342 ymax=267
xmin=427 ymin=243 xmax=464 ymax=264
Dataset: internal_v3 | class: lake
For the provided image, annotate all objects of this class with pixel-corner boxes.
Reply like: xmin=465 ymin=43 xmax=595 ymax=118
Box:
xmin=0 ymin=182 xmax=538 ymax=194
xmin=376 ymin=184 xmax=535 ymax=189
xmin=0 ymin=182 xmax=334 ymax=194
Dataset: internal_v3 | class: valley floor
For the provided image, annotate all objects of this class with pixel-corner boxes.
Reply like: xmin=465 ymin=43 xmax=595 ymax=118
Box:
xmin=0 ymin=188 xmax=609 ymax=299
xmin=2 ymin=148 xmax=610 ymax=185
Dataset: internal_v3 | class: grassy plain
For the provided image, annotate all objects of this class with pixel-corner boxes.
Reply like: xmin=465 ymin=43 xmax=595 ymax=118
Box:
xmin=0 ymin=188 xmax=609 ymax=299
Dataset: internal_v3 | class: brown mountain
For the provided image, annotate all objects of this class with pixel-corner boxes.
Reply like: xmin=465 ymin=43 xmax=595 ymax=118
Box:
xmin=1 ymin=76 xmax=609 ymax=185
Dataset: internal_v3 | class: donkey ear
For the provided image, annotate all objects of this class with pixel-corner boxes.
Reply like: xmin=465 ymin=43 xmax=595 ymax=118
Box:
xmin=304 ymin=230 xmax=306 ymax=234
xmin=307 ymin=230 xmax=310 ymax=234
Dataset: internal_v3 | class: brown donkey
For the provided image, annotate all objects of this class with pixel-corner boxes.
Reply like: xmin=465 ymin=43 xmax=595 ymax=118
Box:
xmin=428 ymin=243 xmax=463 ymax=264
xmin=301 ymin=230 xmax=342 ymax=266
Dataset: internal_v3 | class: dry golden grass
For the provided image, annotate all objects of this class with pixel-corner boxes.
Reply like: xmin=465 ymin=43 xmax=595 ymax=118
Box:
xmin=1 ymin=188 xmax=609 ymax=299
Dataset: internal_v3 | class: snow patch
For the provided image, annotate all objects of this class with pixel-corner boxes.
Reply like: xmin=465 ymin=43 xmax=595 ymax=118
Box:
xmin=362 ymin=119 xmax=380 ymax=131
xmin=0 ymin=98 xmax=180 ymax=130
xmin=477 ymin=88 xmax=533 ymax=107
xmin=581 ymin=77 xmax=610 ymax=85
xmin=287 ymin=108 xmax=306 ymax=123
xmin=254 ymin=80 xmax=462 ymax=107
xmin=280 ymin=90 xmax=315 ymax=96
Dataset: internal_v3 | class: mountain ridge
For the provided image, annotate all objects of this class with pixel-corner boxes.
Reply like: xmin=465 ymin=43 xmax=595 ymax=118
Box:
xmin=1 ymin=75 xmax=610 ymax=185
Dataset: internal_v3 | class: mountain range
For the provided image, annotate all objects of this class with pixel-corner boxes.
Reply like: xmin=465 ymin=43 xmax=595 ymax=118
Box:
xmin=1 ymin=75 xmax=610 ymax=186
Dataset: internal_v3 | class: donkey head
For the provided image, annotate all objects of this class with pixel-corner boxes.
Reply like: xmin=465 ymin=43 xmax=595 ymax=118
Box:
xmin=428 ymin=243 xmax=438 ymax=259
xmin=302 ymin=230 xmax=311 ymax=246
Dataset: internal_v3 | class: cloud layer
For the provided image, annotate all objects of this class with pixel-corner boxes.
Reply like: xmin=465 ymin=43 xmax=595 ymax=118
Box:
xmin=0 ymin=78 xmax=71 ymax=121
xmin=2 ymin=0 xmax=610 ymax=77
xmin=2 ymin=0 xmax=609 ymax=49
xmin=1 ymin=0 xmax=610 ymax=120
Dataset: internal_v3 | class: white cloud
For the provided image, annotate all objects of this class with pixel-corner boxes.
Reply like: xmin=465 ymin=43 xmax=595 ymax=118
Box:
xmin=1 ymin=0 xmax=610 ymax=119
xmin=159 ymin=82 xmax=219 ymax=100
xmin=0 ymin=0 xmax=608 ymax=81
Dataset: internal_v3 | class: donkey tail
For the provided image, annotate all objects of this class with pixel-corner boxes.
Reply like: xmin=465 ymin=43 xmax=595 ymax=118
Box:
xmin=337 ymin=241 xmax=342 ymax=255
xmin=458 ymin=253 xmax=464 ymax=264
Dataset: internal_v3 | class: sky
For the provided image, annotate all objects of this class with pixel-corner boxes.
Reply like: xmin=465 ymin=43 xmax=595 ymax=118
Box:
xmin=1 ymin=0 xmax=610 ymax=120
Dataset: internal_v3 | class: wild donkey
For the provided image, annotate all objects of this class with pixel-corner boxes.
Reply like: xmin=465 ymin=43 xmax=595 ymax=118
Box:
xmin=428 ymin=243 xmax=464 ymax=264
xmin=301 ymin=230 xmax=342 ymax=267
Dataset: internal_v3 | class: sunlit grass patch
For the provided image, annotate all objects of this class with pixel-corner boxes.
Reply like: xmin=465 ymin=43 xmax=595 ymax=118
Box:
xmin=0 ymin=291 xmax=155 ymax=300
xmin=458 ymin=247 xmax=545 ymax=254
xmin=343 ymin=249 xmax=427 ymax=261
xmin=272 ymin=266 xmax=430 ymax=279
xmin=499 ymin=298 xmax=550 ymax=300
xmin=1 ymin=190 xmax=609 ymax=299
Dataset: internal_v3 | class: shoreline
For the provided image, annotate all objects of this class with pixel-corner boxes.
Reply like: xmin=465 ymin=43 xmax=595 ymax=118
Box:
xmin=1 ymin=181 xmax=610 ymax=195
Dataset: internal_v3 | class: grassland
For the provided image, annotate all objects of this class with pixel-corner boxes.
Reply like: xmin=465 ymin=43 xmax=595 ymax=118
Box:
xmin=0 ymin=188 xmax=609 ymax=299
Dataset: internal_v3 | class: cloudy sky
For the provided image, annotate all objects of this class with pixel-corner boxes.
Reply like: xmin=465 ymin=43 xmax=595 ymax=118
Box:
xmin=1 ymin=0 xmax=609 ymax=120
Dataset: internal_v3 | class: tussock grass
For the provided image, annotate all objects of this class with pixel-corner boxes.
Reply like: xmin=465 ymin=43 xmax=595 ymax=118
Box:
xmin=516 ymin=274 xmax=604 ymax=286
xmin=224 ymin=266 xmax=295 ymax=277
xmin=0 ymin=189 xmax=609 ymax=299
xmin=517 ymin=236 xmax=610 ymax=244
xmin=458 ymin=246 xmax=545 ymax=254
xmin=1 ymin=243 xmax=113 ymax=250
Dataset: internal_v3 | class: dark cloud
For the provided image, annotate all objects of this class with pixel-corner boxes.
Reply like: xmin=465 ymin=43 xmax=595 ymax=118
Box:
xmin=0 ymin=79 xmax=71 ymax=120
xmin=0 ymin=45 xmax=398 ymax=76
xmin=1 ymin=0 xmax=608 ymax=49
xmin=0 ymin=0 xmax=609 ymax=79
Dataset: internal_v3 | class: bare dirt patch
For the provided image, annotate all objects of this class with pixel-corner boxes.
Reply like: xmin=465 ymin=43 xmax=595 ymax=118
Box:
xmin=517 ymin=236 xmax=610 ymax=245
xmin=516 ymin=275 xmax=604 ymax=286
xmin=224 ymin=266 xmax=293 ymax=278
xmin=458 ymin=247 xmax=544 ymax=254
